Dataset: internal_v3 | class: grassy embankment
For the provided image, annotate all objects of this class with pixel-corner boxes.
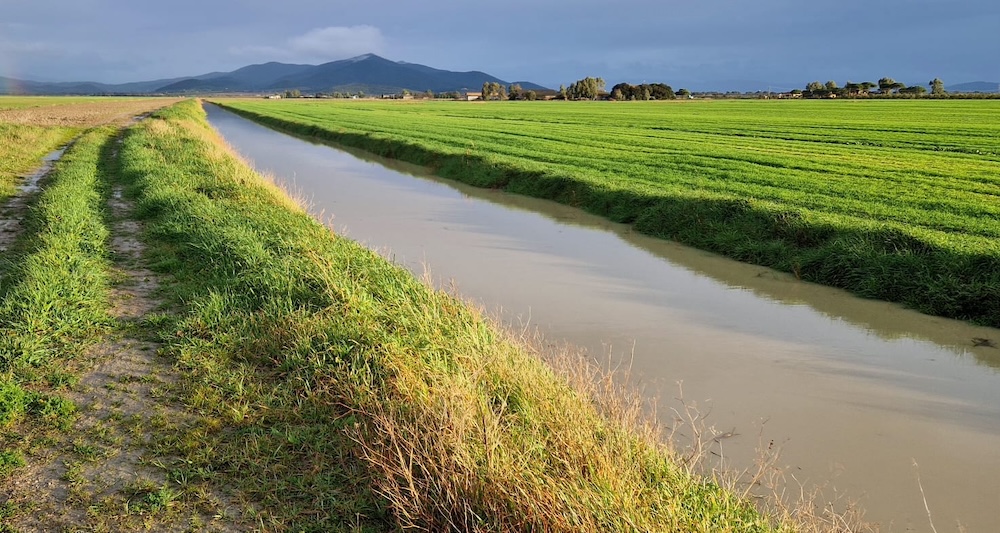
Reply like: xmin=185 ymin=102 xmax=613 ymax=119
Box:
xmin=110 ymin=100 xmax=797 ymax=530
xmin=0 ymin=126 xmax=116 ymax=476
xmin=216 ymin=99 xmax=1000 ymax=327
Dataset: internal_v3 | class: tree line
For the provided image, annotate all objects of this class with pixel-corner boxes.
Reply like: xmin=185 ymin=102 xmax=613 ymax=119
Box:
xmin=800 ymin=77 xmax=946 ymax=98
xmin=481 ymin=81 xmax=540 ymax=101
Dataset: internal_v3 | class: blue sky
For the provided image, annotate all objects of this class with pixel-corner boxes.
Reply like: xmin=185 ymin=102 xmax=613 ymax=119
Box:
xmin=1 ymin=0 xmax=997 ymax=91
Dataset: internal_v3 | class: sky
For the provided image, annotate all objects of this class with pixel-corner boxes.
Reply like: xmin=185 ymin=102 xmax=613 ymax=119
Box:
xmin=1 ymin=0 xmax=998 ymax=91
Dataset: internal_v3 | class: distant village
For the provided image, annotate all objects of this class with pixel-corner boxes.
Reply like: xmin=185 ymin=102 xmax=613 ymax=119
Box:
xmin=264 ymin=77 xmax=1000 ymax=101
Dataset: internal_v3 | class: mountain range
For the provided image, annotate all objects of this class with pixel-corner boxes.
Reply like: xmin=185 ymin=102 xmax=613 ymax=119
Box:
xmin=946 ymin=81 xmax=1000 ymax=93
xmin=0 ymin=54 xmax=548 ymax=96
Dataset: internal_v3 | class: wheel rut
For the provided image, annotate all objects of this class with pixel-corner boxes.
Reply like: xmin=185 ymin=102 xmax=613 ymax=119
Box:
xmin=1 ymin=135 xmax=246 ymax=532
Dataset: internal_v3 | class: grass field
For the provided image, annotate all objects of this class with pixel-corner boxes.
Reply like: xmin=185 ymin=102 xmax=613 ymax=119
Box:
xmin=215 ymin=98 xmax=1000 ymax=326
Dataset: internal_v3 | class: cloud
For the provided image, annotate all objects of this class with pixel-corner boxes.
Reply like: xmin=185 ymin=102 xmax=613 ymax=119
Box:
xmin=230 ymin=25 xmax=385 ymax=63
xmin=0 ymin=39 xmax=60 ymax=55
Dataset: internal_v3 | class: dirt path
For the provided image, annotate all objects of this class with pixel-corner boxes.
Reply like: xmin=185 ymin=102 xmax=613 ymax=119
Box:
xmin=1 ymin=138 xmax=244 ymax=532
xmin=0 ymin=145 xmax=70 ymax=255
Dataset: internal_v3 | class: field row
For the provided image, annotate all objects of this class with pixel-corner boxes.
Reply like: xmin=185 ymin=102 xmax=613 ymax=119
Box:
xmin=217 ymin=99 xmax=1000 ymax=325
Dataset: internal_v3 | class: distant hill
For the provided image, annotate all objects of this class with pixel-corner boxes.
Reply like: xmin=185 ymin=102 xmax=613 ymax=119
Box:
xmin=0 ymin=54 xmax=548 ymax=96
xmin=947 ymin=81 xmax=1000 ymax=93
xmin=155 ymin=54 xmax=550 ymax=95
xmin=156 ymin=62 xmax=313 ymax=93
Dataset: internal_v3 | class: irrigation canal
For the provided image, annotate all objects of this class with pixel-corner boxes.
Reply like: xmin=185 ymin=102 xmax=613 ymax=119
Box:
xmin=205 ymin=103 xmax=1000 ymax=531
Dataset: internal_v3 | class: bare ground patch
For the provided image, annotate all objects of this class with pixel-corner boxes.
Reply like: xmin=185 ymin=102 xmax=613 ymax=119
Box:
xmin=0 ymin=99 xmax=180 ymax=129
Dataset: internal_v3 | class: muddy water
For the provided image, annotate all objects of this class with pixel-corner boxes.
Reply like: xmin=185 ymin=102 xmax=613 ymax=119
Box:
xmin=205 ymin=104 xmax=1000 ymax=531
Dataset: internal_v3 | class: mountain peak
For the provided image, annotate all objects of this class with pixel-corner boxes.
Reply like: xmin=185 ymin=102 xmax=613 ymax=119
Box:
xmin=347 ymin=53 xmax=380 ymax=63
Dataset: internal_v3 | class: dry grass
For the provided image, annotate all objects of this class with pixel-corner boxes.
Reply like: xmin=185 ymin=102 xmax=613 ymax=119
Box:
xmin=0 ymin=98 xmax=180 ymax=128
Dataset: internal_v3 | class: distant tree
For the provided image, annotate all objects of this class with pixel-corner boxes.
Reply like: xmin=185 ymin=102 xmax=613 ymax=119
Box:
xmin=930 ymin=78 xmax=945 ymax=95
xmin=878 ymin=77 xmax=904 ymax=95
xmin=648 ymin=83 xmax=675 ymax=100
xmin=860 ymin=81 xmax=877 ymax=94
xmin=284 ymin=89 xmax=301 ymax=98
xmin=525 ymin=90 xmax=537 ymax=101
xmin=899 ymin=85 xmax=928 ymax=96
xmin=424 ymin=89 xmax=434 ymax=99
xmin=844 ymin=81 xmax=861 ymax=97
xmin=804 ymin=81 xmax=825 ymax=98
xmin=640 ymin=86 xmax=651 ymax=101
xmin=480 ymin=82 xmax=505 ymax=100
xmin=677 ymin=88 xmax=691 ymax=98
xmin=567 ymin=77 xmax=605 ymax=100
xmin=558 ymin=84 xmax=568 ymax=100
xmin=825 ymin=80 xmax=839 ymax=92
xmin=610 ymin=83 xmax=635 ymax=100
xmin=508 ymin=83 xmax=524 ymax=100
xmin=401 ymin=89 xmax=411 ymax=97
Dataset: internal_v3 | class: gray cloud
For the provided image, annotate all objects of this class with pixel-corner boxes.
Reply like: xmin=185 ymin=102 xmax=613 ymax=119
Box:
xmin=230 ymin=26 xmax=386 ymax=64
xmin=0 ymin=0 xmax=997 ymax=89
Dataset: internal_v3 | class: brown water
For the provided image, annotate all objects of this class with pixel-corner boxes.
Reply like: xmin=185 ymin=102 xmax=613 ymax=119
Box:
xmin=205 ymin=104 xmax=1000 ymax=532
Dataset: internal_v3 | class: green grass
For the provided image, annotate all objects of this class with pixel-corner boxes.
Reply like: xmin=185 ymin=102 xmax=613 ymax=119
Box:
xmin=0 ymin=126 xmax=117 ymax=465
xmin=0 ymin=126 xmax=115 ymax=366
xmin=0 ymin=123 xmax=76 ymax=197
xmin=116 ymin=100 xmax=790 ymax=531
xmin=215 ymin=98 xmax=1000 ymax=326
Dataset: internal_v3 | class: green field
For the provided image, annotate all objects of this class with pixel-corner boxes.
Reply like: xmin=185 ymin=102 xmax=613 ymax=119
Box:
xmin=216 ymin=99 xmax=1000 ymax=326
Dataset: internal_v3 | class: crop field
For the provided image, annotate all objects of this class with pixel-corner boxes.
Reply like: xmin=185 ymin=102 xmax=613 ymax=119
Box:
xmin=217 ymin=98 xmax=1000 ymax=326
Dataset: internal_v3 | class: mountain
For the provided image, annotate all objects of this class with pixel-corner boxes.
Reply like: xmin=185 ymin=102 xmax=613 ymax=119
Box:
xmin=0 ymin=54 xmax=547 ymax=95
xmin=255 ymin=53 xmax=513 ymax=94
xmin=0 ymin=73 xmax=219 ymax=95
xmin=156 ymin=62 xmax=313 ymax=93
xmin=947 ymin=81 xmax=1000 ymax=93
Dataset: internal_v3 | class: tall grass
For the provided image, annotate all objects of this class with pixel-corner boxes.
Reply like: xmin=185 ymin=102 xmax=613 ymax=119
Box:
xmin=214 ymin=99 xmax=1000 ymax=327
xmin=116 ymin=100 xmax=791 ymax=531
